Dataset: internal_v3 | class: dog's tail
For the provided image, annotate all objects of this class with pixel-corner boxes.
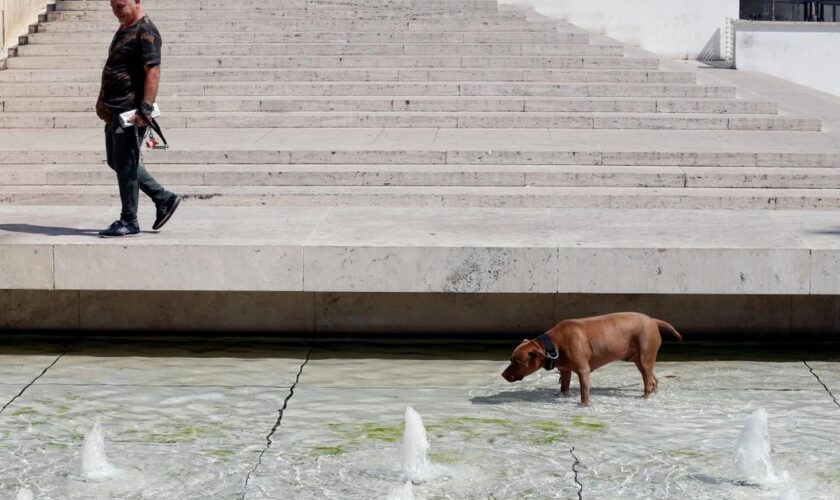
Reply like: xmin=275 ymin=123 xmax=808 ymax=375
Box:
xmin=655 ymin=319 xmax=683 ymax=341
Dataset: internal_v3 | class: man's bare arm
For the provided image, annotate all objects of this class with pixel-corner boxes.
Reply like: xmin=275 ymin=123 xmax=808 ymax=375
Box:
xmin=143 ymin=65 xmax=161 ymax=105
xmin=134 ymin=65 xmax=160 ymax=127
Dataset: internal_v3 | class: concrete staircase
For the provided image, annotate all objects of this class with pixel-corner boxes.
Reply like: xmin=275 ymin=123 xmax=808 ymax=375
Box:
xmin=1 ymin=0 xmax=840 ymax=334
xmin=1 ymin=0 xmax=838 ymax=211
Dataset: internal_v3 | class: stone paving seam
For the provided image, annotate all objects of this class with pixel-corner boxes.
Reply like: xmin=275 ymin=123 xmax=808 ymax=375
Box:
xmin=803 ymin=360 xmax=840 ymax=408
xmin=0 ymin=352 xmax=64 ymax=416
xmin=241 ymin=346 xmax=313 ymax=499
xmin=570 ymin=445 xmax=584 ymax=500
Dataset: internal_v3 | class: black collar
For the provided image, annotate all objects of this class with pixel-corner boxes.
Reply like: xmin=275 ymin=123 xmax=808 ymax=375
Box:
xmin=536 ymin=334 xmax=558 ymax=371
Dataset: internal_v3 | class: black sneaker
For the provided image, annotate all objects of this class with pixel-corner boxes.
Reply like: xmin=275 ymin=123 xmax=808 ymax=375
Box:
xmin=153 ymin=194 xmax=181 ymax=231
xmin=98 ymin=219 xmax=140 ymax=238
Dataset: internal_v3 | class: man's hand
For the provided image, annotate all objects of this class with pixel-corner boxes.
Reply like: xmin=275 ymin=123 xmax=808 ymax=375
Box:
xmin=145 ymin=133 xmax=160 ymax=149
xmin=132 ymin=113 xmax=149 ymax=128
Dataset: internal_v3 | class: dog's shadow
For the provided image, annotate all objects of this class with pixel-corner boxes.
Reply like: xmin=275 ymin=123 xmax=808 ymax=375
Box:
xmin=471 ymin=384 xmax=640 ymax=405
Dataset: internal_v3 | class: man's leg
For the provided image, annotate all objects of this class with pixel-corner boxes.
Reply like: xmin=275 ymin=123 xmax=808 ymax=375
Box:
xmin=134 ymin=126 xmax=181 ymax=231
xmin=99 ymin=118 xmax=140 ymax=236
xmin=111 ymin=120 xmax=142 ymax=223
xmin=135 ymin=126 xmax=173 ymax=206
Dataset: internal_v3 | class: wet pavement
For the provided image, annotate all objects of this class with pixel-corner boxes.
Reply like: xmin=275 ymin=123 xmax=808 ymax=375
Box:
xmin=0 ymin=337 xmax=838 ymax=499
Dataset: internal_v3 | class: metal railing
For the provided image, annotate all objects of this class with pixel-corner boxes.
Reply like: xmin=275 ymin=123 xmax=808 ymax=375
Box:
xmin=741 ymin=0 xmax=840 ymax=21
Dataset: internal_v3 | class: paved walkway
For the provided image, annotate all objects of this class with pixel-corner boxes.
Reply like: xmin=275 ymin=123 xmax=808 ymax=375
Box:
xmin=0 ymin=339 xmax=838 ymax=499
xmin=1 ymin=206 xmax=839 ymax=294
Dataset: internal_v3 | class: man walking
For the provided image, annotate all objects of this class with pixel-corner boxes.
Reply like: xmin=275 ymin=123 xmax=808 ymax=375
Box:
xmin=96 ymin=0 xmax=180 ymax=237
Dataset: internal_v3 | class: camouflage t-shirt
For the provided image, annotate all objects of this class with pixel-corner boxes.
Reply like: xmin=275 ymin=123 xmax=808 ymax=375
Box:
xmin=99 ymin=16 xmax=162 ymax=113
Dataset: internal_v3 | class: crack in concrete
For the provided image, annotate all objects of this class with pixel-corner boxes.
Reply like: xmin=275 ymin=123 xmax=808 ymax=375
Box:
xmin=804 ymin=360 xmax=840 ymax=408
xmin=570 ymin=446 xmax=583 ymax=500
xmin=241 ymin=347 xmax=312 ymax=499
xmin=0 ymin=353 xmax=64 ymax=416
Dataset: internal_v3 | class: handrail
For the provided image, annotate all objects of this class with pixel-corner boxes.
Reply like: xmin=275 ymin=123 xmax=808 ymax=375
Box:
xmin=1 ymin=0 xmax=53 ymax=59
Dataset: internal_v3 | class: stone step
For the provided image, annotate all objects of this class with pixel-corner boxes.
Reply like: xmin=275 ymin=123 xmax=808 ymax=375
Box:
xmin=0 ymin=111 xmax=817 ymax=131
xmin=55 ymin=0 xmax=500 ymax=10
xmin=6 ymin=54 xmax=657 ymax=70
xmin=15 ymin=42 xmax=624 ymax=57
xmin=0 ymin=96 xmax=778 ymax=115
xmin=25 ymin=30 xmax=589 ymax=44
xmin=1 ymin=184 xmax=837 ymax=209
xmin=1 ymin=163 xmax=837 ymax=189
xmin=47 ymin=9 xmax=526 ymax=22
xmin=3 ymin=149 xmax=837 ymax=168
xmin=2 ymin=205 xmax=836 ymax=296
xmin=0 ymin=81 xmax=733 ymax=98
xmin=34 ymin=19 xmax=559 ymax=33
xmin=0 ymin=68 xmax=693 ymax=84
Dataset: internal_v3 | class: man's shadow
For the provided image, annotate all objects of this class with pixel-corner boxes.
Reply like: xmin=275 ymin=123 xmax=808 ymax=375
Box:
xmin=0 ymin=224 xmax=101 ymax=237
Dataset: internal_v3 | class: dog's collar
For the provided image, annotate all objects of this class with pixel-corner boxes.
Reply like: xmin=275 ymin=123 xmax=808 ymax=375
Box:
xmin=536 ymin=333 xmax=559 ymax=370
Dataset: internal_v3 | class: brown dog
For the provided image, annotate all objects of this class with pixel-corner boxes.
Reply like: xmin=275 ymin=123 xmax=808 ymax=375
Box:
xmin=502 ymin=312 xmax=682 ymax=405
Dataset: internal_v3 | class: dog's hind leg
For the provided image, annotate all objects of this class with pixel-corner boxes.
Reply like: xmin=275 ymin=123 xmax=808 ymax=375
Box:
xmin=633 ymin=354 xmax=657 ymax=397
xmin=575 ymin=366 xmax=591 ymax=406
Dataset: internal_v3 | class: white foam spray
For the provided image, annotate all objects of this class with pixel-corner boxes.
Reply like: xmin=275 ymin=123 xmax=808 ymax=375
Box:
xmin=15 ymin=489 xmax=34 ymax=500
xmin=401 ymin=406 xmax=432 ymax=483
xmin=386 ymin=481 xmax=415 ymax=500
xmin=82 ymin=420 xmax=119 ymax=480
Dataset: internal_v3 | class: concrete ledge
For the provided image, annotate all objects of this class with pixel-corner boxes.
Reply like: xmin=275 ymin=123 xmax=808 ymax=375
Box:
xmin=0 ymin=206 xmax=837 ymax=295
xmin=2 ymin=290 xmax=838 ymax=334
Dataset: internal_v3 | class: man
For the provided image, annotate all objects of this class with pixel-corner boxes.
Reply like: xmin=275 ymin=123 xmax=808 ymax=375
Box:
xmin=96 ymin=0 xmax=180 ymax=237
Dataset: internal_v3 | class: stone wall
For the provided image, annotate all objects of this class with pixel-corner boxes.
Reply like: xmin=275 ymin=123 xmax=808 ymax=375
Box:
xmin=734 ymin=21 xmax=840 ymax=97
xmin=2 ymin=290 xmax=838 ymax=335
xmin=498 ymin=0 xmax=739 ymax=60
xmin=0 ymin=0 xmax=52 ymax=59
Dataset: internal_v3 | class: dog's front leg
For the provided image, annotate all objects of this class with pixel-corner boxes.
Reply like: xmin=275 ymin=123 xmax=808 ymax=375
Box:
xmin=560 ymin=370 xmax=572 ymax=396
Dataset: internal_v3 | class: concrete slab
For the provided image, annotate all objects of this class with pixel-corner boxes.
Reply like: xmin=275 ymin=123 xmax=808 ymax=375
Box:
xmin=247 ymin=386 xmax=581 ymax=499
xmin=1 ymin=441 xmax=260 ymax=499
xmin=1 ymin=206 xmax=838 ymax=294
xmin=38 ymin=345 xmax=308 ymax=387
xmin=0 ymin=348 xmax=62 ymax=385
xmin=806 ymin=361 xmax=840 ymax=395
xmin=0 ymin=342 xmax=838 ymax=498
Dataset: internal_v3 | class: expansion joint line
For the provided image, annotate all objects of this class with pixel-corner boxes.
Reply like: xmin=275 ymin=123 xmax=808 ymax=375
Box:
xmin=241 ymin=347 xmax=312 ymax=499
xmin=803 ymin=360 xmax=840 ymax=408
xmin=0 ymin=352 xmax=65 ymax=416
xmin=570 ymin=446 xmax=583 ymax=500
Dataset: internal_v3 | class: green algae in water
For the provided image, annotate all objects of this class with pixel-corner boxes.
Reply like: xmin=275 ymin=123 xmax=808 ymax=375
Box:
xmin=428 ymin=416 xmax=515 ymax=441
xmin=145 ymin=427 xmax=200 ymax=443
xmin=325 ymin=422 xmax=403 ymax=443
xmin=529 ymin=419 xmax=568 ymax=444
xmin=532 ymin=420 xmax=562 ymax=432
xmin=11 ymin=407 xmax=38 ymax=417
xmin=428 ymin=451 xmax=462 ymax=464
xmin=669 ymin=449 xmax=706 ymax=459
xmin=311 ymin=445 xmax=346 ymax=457
xmin=440 ymin=417 xmax=514 ymax=428
xmin=56 ymin=406 xmax=71 ymax=415
xmin=208 ymin=449 xmax=235 ymax=460
xmin=571 ymin=417 xmax=607 ymax=431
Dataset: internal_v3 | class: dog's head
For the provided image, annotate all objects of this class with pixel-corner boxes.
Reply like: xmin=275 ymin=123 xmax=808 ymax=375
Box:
xmin=501 ymin=339 xmax=544 ymax=382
